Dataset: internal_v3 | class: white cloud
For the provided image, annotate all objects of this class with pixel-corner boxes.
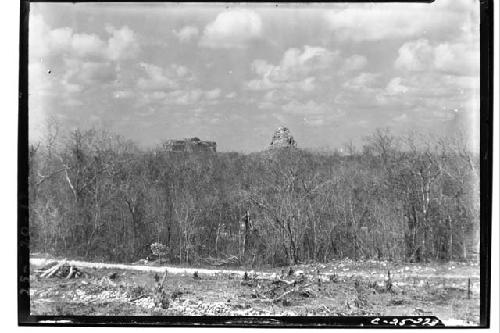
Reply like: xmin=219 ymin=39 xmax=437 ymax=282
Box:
xmin=29 ymin=15 xmax=139 ymax=62
xmin=63 ymin=82 xmax=83 ymax=94
xmin=71 ymin=33 xmax=107 ymax=58
xmin=106 ymin=25 xmax=139 ymax=60
xmin=392 ymin=113 xmax=409 ymax=123
xmin=173 ymin=64 xmax=190 ymax=78
xmin=163 ymin=88 xmax=222 ymax=106
xmin=282 ymin=100 xmax=329 ymax=115
xmin=323 ymin=0 xmax=478 ymax=42
xmin=45 ymin=59 xmax=117 ymax=100
xmin=76 ymin=62 xmax=117 ymax=84
xmin=395 ymin=38 xmax=479 ymax=76
xmin=47 ymin=27 xmax=73 ymax=53
xmin=248 ymin=46 xmax=338 ymax=92
xmin=137 ymin=62 xmax=178 ymax=90
xmin=272 ymin=46 xmax=338 ymax=81
xmin=394 ymin=39 xmax=434 ymax=72
xmin=433 ymin=42 xmax=479 ymax=76
xmin=136 ymin=62 xmax=197 ymax=98
xmin=278 ymin=100 xmax=345 ymax=127
xmin=294 ymin=77 xmax=316 ymax=92
xmin=258 ymin=101 xmax=275 ymax=111
xmin=134 ymin=60 xmax=219 ymax=108
xmin=247 ymin=78 xmax=274 ymax=91
xmin=304 ymin=117 xmax=325 ymax=127
xmin=205 ymin=88 xmax=221 ymax=100
xmin=342 ymin=55 xmax=367 ymax=72
xmin=136 ymin=86 xmax=223 ymax=107
xmin=374 ymin=69 xmax=479 ymax=123
xmin=113 ymin=90 xmax=134 ymax=99
xmin=385 ymin=77 xmax=408 ymax=95
xmin=29 ymin=14 xmax=52 ymax=58
xmin=166 ymin=90 xmax=201 ymax=105
xmin=400 ymin=73 xmax=476 ymax=99
xmin=432 ymin=108 xmax=459 ymax=121
xmin=29 ymin=15 xmax=142 ymax=115
xmin=343 ymin=72 xmax=382 ymax=91
xmin=375 ymin=77 xmax=409 ymax=105
xmin=248 ymin=76 xmax=316 ymax=93
xmin=173 ymin=26 xmax=199 ymax=43
xmin=29 ymin=62 xmax=55 ymax=97
xmin=62 ymin=98 xmax=84 ymax=107
xmin=200 ymin=9 xmax=263 ymax=48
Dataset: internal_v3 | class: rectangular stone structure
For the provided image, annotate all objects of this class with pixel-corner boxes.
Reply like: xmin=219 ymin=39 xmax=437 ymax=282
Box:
xmin=163 ymin=137 xmax=216 ymax=153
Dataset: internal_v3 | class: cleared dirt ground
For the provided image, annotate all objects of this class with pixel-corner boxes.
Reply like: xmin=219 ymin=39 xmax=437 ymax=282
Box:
xmin=29 ymin=257 xmax=480 ymax=326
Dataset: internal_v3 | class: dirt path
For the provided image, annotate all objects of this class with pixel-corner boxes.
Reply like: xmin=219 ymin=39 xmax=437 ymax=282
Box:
xmin=30 ymin=258 xmax=479 ymax=280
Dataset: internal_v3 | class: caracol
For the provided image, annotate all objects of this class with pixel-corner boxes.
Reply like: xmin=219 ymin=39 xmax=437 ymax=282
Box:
xmin=268 ymin=126 xmax=297 ymax=149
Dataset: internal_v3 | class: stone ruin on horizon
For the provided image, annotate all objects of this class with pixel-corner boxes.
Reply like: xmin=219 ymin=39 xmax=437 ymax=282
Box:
xmin=268 ymin=126 xmax=297 ymax=150
xmin=163 ymin=137 xmax=216 ymax=153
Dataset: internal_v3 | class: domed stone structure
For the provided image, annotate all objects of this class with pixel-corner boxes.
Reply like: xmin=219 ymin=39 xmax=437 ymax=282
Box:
xmin=269 ymin=126 xmax=297 ymax=149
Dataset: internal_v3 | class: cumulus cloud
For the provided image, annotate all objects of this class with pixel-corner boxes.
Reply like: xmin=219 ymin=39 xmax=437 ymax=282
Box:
xmin=29 ymin=15 xmax=139 ymax=62
xmin=385 ymin=77 xmax=408 ymax=95
xmin=205 ymin=88 xmax=221 ymax=100
xmin=174 ymin=65 xmax=188 ymax=77
xmin=168 ymin=90 xmax=203 ymax=105
xmin=74 ymin=62 xmax=117 ymax=84
xmin=433 ymin=42 xmax=479 ymax=76
xmin=282 ymin=100 xmax=329 ymax=115
xmin=323 ymin=0 xmax=478 ymax=42
xmin=341 ymin=55 xmax=367 ymax=72
xmin=303 ymin=117 xmax=325 ymax=127
xmin=395 ymin=73 xmax=476 ymax=100
xmin=134 ymin=62 xmax=223 ymax=107
xmin=200 ymin=9 xmax=263 ymax=48
xmin=71 ymin=33 xmax=107 ymax=58
xmin=113 ymin=90 xmax=134 ymax=99
xmin=281 ymin=100 xmax=345 ymax=127
xmin=162 ymin=88 xmax=223 ymax=106
xmin=343 ymin=72 xmax=382 ymax=91
xmin=134 ymin=60 xmax=222 ymax=108
xmin=106 ymin=25 xmax=140 ymax=60
xmin=395 ymin=38 xmax=479 ymax=76
xmin=374 ymin=70 xmax=479 ymax=120
xmin=29 ymin=14 xmax=55 ymax=58
xmin=248 ymin=46 xmax=338 ymax=92
xmin=29 ymin=62 xmax=55 ymax=97
xmin=173 ymin=26 xmax=199 ymax=42
xmin=46 ymin=27 xmax=73 ymax=53
xmin=394 ymin=39 xmax=434 ymax=72
xmin=137 ymin=63 xmax=178 ymax=91
xmin=258 ymin=98 xmax=344 ymax=128
xmin=271 ymin=46 xmax=338 ymax=81
xmin=248 ymin=76 xmax=316 ymax=92
xmin=136 ymin=62 xmax=196 ymax=93
xmin=392 ymin=113 xmax=409 ymax=123
xmin=29 ymin=14 xmax=141 ymax=114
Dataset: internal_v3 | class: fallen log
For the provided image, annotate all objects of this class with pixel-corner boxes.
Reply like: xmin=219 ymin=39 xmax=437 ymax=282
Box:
xmin=273 ymin=289 xmax=294 ymax=303
xmin=40 ymin=261 xmax=65 ymax=278
xmin=129 ymin=294 xmax=148 ymax=302
xmin=65 ymin=265 xmax=75 ymax=279
xmin=39 ymin=261 xmax=86 ymax=279
xmin=271 ymin=278 xmax=296 ymax=286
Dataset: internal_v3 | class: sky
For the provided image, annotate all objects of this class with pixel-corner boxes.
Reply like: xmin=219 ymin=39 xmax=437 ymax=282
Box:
xmin=29 ymin=1 xmax=480 ymax=153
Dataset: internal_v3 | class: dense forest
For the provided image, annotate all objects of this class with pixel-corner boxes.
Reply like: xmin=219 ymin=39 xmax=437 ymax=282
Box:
xmin=28 ymin=125 xmax=480 ymax=267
